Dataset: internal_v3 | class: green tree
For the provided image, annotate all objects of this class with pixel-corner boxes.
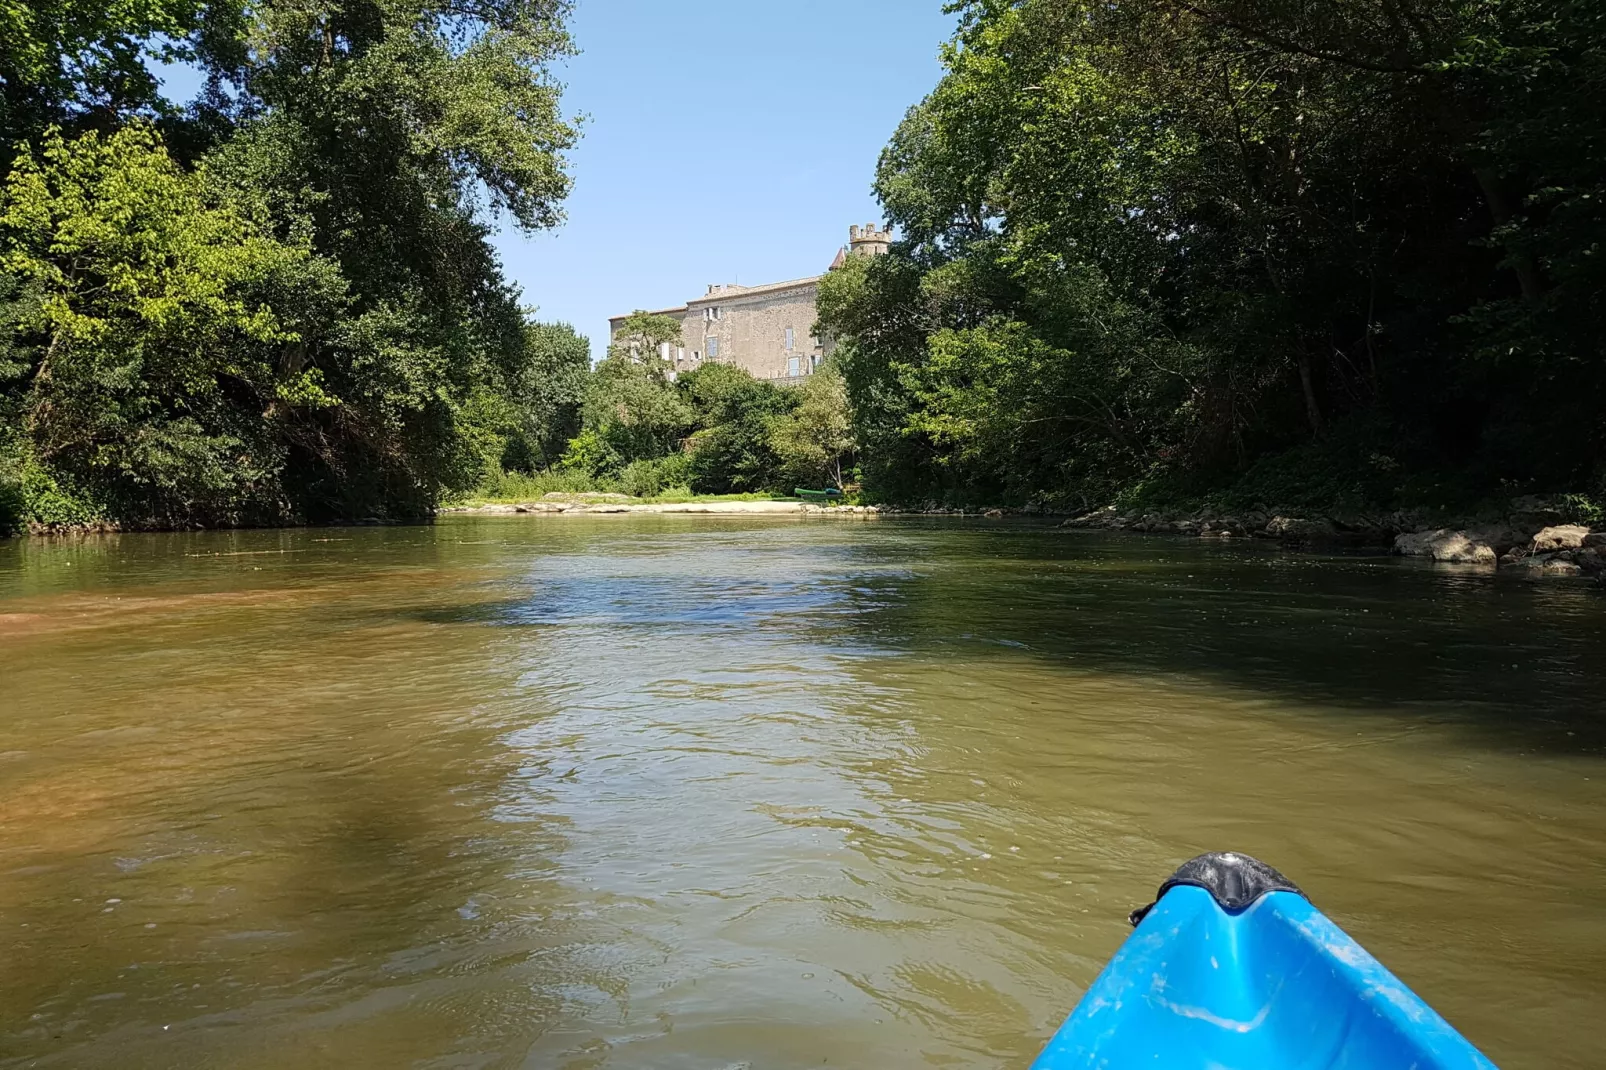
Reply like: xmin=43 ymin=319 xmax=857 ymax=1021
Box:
xmin=607 ymin=310 xmax=683 ymax=365
xmin=1 ymin=0 xmax=584 ymax=527
xmin=820 ymin=0 xmax=1606 ymax=510
xmin=770 ymin=362 xmax=853 ymax=488
xmin=517 ymin=321 xmax=591 ymax=468
xmin=680 ymin=362 xmax=796 ymax=494
xmin=575 ymin=353 xmax=692 ymax=472
xmin=0 ymin=123 xmax=342 ymax=527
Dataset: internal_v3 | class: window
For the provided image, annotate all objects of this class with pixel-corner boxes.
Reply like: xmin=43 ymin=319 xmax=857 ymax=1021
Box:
xmin=658 ymin=342 xmax=671 ymax=362
xmin=787 ymin=356 xmax=800 ymax=377
xmin=784 ymin=327 xmax=795 ymax=351
xmin=811 ymin=355 xmax=821 ymax=369
xmin=706 ymin=336 xmax=719 ymax=358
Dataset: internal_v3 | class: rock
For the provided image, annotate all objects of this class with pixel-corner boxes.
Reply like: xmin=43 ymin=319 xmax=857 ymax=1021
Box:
xmin=1508 ymin=494 xmax=1568 ymax=531
xmin=1393 ymin=529 xmax=1497 ymax=565
xmin=1266 ymin=516 xmax=1336 ymax=542
xmin=1512 ymin=552 xmax=1585 ymax=576
xmin=1532 ymin=524 xmax=1592 ymax=552
xmin=1584 ymin=531 xmax=1606 ymax=548
xmin=984 ymin=508 xmax=1004 ymax=518
xmin=1573 ymin=547 xmax=1604 ymax=574
xmin=1465 ymin=523 xmax=1527 ymax=555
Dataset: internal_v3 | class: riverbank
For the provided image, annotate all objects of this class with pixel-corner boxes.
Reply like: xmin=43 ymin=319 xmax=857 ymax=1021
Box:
xmin=442 ymin=492 xmax=885 ymax=517
xmin=1059 ymin=496 xmax=1606 ymax=580
xmin=444 ymin=492 xmax=1605 ymax=580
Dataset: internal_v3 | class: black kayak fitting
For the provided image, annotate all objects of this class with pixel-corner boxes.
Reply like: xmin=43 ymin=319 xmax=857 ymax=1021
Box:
xmin=1128 ymin=851 xmax=1304 ymax=926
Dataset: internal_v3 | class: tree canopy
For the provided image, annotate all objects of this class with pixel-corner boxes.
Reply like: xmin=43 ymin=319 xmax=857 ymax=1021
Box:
xmin=820 ymin=0 xmax=1606 ymax=512
xmin=0 ymin=0 xmax=584 ymax=530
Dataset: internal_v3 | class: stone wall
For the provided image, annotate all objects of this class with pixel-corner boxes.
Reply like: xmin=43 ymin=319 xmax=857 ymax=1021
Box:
xmin=610 ymin=278 xmax=829 ymax=383
xmin=684 ymin=279 xmax=827 ymax=381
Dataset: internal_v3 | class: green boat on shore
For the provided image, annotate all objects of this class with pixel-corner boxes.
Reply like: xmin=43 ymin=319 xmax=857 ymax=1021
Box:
xmin=794 ymin=488 xmax=844 ymax=503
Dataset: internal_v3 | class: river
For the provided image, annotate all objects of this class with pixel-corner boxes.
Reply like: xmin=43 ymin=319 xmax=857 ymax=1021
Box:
xmin=1 ymin=517 xmax=1603 ymax=1068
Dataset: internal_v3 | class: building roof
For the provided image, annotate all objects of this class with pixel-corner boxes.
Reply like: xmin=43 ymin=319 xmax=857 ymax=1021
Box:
xmin=609 ymin=274 xmax=824 ymax=325
xmin=607 ymin=304 xmax=689 ymax=325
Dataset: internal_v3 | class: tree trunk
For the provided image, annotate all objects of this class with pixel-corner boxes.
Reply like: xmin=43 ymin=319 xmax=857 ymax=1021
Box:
xmin=1296 ymin=347 xmax=1325 ymax=437
xmin=1474 ymin=167 xmax=1544 ymax=305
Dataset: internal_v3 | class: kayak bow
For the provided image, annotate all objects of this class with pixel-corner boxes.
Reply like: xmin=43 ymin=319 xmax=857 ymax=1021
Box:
xmin=1031 ymin=853 xmax=1497 ymax=1069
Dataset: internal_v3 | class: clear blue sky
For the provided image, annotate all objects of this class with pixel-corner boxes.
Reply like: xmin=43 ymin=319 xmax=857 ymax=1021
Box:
xmin=151 ymin=1 xmax=958 ymax=358
xmin=502 ymin=0 xmax=956 ymax=356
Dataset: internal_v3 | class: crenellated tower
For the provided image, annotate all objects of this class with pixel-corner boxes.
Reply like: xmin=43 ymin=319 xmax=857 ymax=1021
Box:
xmin=847 ymin=222 xmax=892 ymax=257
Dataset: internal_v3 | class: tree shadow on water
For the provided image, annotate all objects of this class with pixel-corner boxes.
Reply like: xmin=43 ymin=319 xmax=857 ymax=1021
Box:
xmin=840 ymin=530 xmax=1606 ymax=755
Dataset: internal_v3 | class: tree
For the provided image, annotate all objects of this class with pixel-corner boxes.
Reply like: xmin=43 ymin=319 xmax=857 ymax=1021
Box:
xmin=575 ymin=353 xmax=692 ymax=471
xmin=0 ymin=123 xmax=343 ymax=527
xmin=0 ymin=0 xmax=584 ymax=527
xmin=771 ymin=362 xmax=853 ymax=488
xmin=819 ymin=0 xmax=1606 ymax=509
xmin=518 ymin=321 xmax=591 ymax=467
xmin=679 ymin=362 xmax=796 ymax=494
xmin=607 ymin=311 xmax=683 ymax=365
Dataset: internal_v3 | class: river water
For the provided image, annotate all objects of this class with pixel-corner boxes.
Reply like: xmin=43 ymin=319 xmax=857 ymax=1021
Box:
xmin=1 ymin=517 xmax=1603 ymax=1069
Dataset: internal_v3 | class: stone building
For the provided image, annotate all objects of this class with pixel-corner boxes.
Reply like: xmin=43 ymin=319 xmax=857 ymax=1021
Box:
xmin=608 ymin=224 xmax=892 ymax=383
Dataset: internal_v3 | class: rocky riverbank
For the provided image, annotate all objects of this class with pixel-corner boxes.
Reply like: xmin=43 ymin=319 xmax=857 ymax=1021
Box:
xmin=1059 ymin=496 xmax=1605 ymax=579
xmin=445 ymin=492 xmax=1604 ymax=581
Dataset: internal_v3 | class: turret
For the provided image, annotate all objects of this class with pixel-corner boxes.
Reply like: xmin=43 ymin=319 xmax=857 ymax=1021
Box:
xmin=848 ymin=223 xmax=891 ymax=258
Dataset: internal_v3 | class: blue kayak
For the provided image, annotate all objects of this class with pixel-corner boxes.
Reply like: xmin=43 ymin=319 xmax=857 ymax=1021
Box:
xmin=1031 ymin=853 xmax=1497 ymax=1069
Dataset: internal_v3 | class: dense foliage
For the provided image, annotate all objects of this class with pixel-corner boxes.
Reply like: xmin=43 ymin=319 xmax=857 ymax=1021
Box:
xmin=551 ymin=312 xmax=854 ymax=498
xmin=819 ymin=0 xmax=1606 ymax=512
xmin=0 ymin=0 xmax=582 ymax=530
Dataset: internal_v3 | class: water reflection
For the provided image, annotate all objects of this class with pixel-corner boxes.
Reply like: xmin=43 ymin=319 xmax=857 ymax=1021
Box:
xmin=0 ymin=518 xmax=1602 ymax=1069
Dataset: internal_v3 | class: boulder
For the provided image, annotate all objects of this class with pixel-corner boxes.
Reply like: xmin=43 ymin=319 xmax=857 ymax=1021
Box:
xmin=1508 ymin=495 xmax=1568 ymax=532
xmin=1512 ymin=552 xmax=1587 ymax=576
xmin=1393 ymin=529 xmax=1498 ymax=565
xmin=1465 ymin=523 xmax=1527 ymax=555
xmin=1540 ymin=558 xmax=1584 ymax=576
xmin=1531 ymin=524 xmax=1592 ymax=552
xmin=1572 ymin=547 xmax=1604 ymax=574
xmin=1584 ymin=531 xmax=1606 ymax=548
xmin=1266 ymin=516 xmax=1336 ymax=542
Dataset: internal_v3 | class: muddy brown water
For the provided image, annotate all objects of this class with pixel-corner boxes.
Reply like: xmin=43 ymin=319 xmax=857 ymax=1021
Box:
xmin=1 ymin=517 xmax=1603 ymax=1069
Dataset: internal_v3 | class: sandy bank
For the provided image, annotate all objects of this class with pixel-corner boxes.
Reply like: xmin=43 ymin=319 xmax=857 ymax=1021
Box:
xmin=444 ymin=499 xmax=884 ymax=517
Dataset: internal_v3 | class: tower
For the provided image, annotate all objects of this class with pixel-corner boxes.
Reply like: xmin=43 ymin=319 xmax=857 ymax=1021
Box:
xmin=848 ymin=223 xmax=892 ymax=257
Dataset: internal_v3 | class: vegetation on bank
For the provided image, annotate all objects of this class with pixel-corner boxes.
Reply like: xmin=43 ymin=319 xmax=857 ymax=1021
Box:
xmin=4 ymin=1 xmax=1604 ymax=536
xmin=0 ymin=0 xmax=584 ymax=534
xmin=490 ymin=312 xmax=855 ymax=505
xmin=817 ymin=0 xmax=1606 ymax=517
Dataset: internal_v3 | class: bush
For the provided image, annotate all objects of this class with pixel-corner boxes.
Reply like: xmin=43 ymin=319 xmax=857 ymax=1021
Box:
xmin=679 ymin=365 xmax=796 ymax=494
xmin=473 ymin=467 xmax=605 ymax=500
xmin=618 ymin=453 xmax=692 ymax=498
